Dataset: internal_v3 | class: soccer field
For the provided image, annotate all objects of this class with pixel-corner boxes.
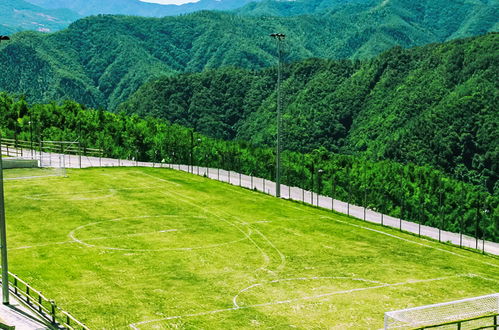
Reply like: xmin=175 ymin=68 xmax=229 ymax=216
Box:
xmin=3 ymin=167 xmax=498 ymax=329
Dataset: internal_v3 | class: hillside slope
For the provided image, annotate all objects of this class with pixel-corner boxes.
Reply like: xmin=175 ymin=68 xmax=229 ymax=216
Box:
xmin=120 ymin=33 xmax=499 ymax=193
xmin=0 ymin=0 xmax=80 ymax=35
xmin=0 ymin=0 xmax=497 ymax=109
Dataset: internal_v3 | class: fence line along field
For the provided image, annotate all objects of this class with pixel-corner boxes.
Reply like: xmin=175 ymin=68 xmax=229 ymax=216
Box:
xmin=4 ymin=167 xmax=498 ymax=329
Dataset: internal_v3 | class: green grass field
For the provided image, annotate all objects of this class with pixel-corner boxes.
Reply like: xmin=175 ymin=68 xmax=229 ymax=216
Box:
xmin=3 ymin=167 xmax=498 ymax=329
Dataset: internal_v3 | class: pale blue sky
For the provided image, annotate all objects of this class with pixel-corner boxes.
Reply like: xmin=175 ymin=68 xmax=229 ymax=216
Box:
xmin=139 ymin=0 xmax=200 ymax=5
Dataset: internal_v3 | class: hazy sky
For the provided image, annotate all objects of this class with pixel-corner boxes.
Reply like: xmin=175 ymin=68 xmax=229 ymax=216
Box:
xmin=140 ymin=0 xmax=200 ymax=5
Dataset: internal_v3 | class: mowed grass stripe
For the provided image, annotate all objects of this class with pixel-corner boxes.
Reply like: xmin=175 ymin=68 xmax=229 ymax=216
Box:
xmin=3 ymin=167 xmax=498 ymax=329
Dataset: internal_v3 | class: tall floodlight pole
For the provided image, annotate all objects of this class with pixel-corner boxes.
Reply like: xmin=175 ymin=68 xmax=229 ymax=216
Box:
xmin=270 ymin=33 xmax=285 ymax=198
xmin=0 ymin=35 xmax=11 ymax=305
xmin=0 ymin=142 xmax=8 ymax=305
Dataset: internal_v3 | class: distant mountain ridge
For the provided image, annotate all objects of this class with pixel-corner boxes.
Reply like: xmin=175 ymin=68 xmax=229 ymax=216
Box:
xmin=1 ymin=0 xmax=260 ymax=34
xmin=0 ymin=0 xmax=80 ymax=34
xmin=25 ymin=0 xmax=260 ymax=17
xmin=0 ymin=0 xmax=497 ymax=110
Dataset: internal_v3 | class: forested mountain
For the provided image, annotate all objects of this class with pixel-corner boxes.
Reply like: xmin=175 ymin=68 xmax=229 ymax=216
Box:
xmin=25 ymin=0 xmax=259 ymax=18
xmin=237 ymin=0 xmax=370 ymax=16
xmin=0 ymin=0 xmax=80 ymax=35
xmin=120 ymin=33 xmax=499 ymax=194
xmin=0 ymin=0 xmax=497 ymax=110
xmin=238 ymin=0 xmax=499 ymax=30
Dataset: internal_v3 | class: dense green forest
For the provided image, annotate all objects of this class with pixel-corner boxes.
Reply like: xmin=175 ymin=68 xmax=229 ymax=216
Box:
xmin=0 ymin=92 xmax=497 ymax=243
xmin=121 ymin=33 xmax=499 ymax=194
xmin=0 ymin=0 xmax=497 ymax=109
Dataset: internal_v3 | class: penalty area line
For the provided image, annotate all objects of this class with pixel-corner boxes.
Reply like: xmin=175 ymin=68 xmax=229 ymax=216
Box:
xmin=128 ymin=274 xmax=468 ymax=329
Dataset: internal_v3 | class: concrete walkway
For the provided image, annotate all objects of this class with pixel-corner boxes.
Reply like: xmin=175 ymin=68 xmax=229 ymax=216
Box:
xmin=0 ymin=287 xmax=49 ymax=329
xmin=3 ymin=146 xmax=498 ymax=256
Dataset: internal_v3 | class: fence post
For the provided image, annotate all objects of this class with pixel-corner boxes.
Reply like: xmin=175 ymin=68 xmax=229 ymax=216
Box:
xmin=347 ymin=178 xmax=351 ymax=217
xmin=27 ymin=286 xmax=30 ymax=305
xmin=15 ymin=136 xmax=20 ymax=157
xmin=38 ymin=293 xmax=42 ymax=313
xmin=482 ymin=214 xmax=486 ymax=254
xmin=14 ymin=277 xmax=17 ymax=295
xmin=311 ymin=168 xmax=314 ymax=205
xmin=333 ymin=179 xmax=336 ymax=212
xmin=460 ymin=216 xmax=463 ymax=248
xmin=78 ymin=142 xmax=82 ymax=169
xmin=50 ymin=301 xmax=56 ymax=324
xmin=331 ymin=180 xmax=334 ymax=211
xmin=400 ymin=199 xmax=403 ymax=231
xmin=475 ymin=201 xmax=479 ymax=250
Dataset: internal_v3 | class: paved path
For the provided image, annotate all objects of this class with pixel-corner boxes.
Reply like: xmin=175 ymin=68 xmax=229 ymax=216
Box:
xmin=3 ymin=146 xmax=498 ymax=256
xmin=0 ymin=287 xmax=49 ymax=329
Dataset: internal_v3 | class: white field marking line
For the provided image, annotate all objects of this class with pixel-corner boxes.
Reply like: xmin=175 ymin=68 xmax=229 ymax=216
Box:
xmin=232 ymin=276 xmax=389 ymax=308
xmin=252 ymin=228 xmax=286 ymax=273
xmin=80 ymin=229 xmax=179 ymax=241
xmin=4 ymin=174 xmax=60 ymax=180
xmin=156 ymin=188 xmax=273 ymax=273
xmin=467 ymin=273 xmax=499 ymax=284
xmin=239 ymin=221 xmax=272 ymax=226
xmin=11 ymin=217 xmax=183 ymax=250
xmin=10 ymin=240 xmax=76 ymax=250
xmin=24 ymin=186 xmax=158 ymax=197
xmin=316 ymin=216 xmax=499 ymax=268
xmin=24 ymin=191 xmax=117 ymax=201
xmin=69 ymin=215 xmax=250 ymax=252
xmin=178 ymin=191 xmax=280 ymax=274
xmin=129 ymin=274 xmax=469 ymax=329
xmin=132 ymin=170 xmax=181 ymax=186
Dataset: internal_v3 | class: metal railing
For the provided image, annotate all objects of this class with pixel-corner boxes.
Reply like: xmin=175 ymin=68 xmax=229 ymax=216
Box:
xmin=414 ymin=313 xmax=498 ymax=329
xmin=0 ymin=138 xmax=29 ymax=158
xmin=1 ymin=271 xmax=88 ymax=329
xmin=1 ymin=138 xmax=103 ymax=169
